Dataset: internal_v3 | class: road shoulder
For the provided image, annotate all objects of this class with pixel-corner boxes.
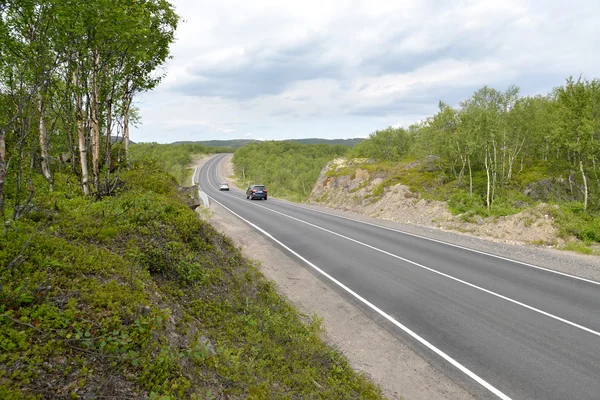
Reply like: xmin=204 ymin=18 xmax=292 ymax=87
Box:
xmin=207 ymin=155 xmax=474 ymax=400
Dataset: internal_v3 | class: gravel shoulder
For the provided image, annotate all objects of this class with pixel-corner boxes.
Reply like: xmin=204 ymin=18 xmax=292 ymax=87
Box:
xmin=208 ymin=154 xmax=474 ymax=400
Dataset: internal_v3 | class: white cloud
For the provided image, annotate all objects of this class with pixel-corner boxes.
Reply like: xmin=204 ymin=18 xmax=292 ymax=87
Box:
xmin=133 ymin=0 xmax=600 ymax=143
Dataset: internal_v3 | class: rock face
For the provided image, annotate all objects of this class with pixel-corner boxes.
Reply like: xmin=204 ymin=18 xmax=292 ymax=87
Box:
xmin=178 ymin=185 xmax=202 ymax=210
xmin=523 ymin=178 xmax=573 ymax=202
xmin=310 ymin=158 xmax=560 ymax=246
xmin=310 ymin=160 xmax=452 ymax=227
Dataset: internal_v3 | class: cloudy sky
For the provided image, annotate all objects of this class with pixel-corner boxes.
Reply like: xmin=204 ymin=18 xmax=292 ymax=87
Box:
xmin=132 ymin=0 xmax=600 ymax=143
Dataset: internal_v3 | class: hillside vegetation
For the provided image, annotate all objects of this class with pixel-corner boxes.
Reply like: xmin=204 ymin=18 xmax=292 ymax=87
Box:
xmin=1 ymin=163 xmax=382 ymax=398
xmin=328 ymin=79 xmax=600 ymax=251
xmin=232 ymin=142 xmax=348 ymax=201
xmin=0 ymin=2 xmax=382 ymax=397
xmin=130 ymin=143 xmax=232 ymax=185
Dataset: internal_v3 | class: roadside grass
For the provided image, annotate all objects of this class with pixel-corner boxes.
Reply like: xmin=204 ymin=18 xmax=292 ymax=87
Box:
xmin=0 ymin=163 xmax=383 ymax=398
xmin=559 ymin=241 xmax=594 ymax=255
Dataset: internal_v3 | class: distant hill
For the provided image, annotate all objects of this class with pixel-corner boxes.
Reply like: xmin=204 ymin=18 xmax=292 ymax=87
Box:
xmin=284 ymin=138 xmax=364 ymax=146
xmin=170 ymin=138 xmax=363 ymax=148
xmin=110 ymin=136 xmax=136 ymax=144
xmin=171 ymin=139 xmax=259 ymax=148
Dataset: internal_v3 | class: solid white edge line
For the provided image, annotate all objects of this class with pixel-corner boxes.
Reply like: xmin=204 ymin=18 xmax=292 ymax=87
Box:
xmin=277 ymin=200 xmax=600 ymax=286
xmin=206 ymin=155 xmax=600 ymax=339
xmin=205 ymin=190 xmax=513 ymax=400
xmin=214 ymin=154 xmax=600 ymax=287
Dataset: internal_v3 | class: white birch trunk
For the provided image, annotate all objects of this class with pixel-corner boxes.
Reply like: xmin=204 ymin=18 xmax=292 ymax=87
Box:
xmin=90 ymin=51 xmax=100 ymax=190
xmin=38 ymin=92 xmax=54 ymax=191
xmin=0 ymin=127 xmax=6 ymax=223
xmin=580 ymin=159 xmax=588 ymax=211
xmin=485 ymin=148 xmax=491 ymax=209
xmin=73 ymin=70 xmax=90 ymax=196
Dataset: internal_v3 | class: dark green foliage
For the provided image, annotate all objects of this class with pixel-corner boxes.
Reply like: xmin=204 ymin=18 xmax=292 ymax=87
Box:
xmin=0 ymin=163 xmax=382 ymax=399
xmin=233 ymin=141 xmax=348 ymax=201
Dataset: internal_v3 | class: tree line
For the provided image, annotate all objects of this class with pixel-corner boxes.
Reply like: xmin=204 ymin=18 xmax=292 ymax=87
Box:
xmin=130 ymin=143 xmax=232 ymax=185
xmin=351 ymin=78 xmax=600 ymax=212
xmin=0 ymin=0 xmax=179 ymax=225
xmin=233 ymin=141 xmax=348 ymax=201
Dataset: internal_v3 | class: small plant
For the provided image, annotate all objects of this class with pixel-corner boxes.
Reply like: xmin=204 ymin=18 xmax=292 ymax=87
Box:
xmin=560 ymin=241 xmax=593 ymax=255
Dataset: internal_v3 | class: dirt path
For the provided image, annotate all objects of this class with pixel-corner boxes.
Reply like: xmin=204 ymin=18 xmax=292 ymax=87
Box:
xmin=206 ymin=154 xmax=473 ymax=400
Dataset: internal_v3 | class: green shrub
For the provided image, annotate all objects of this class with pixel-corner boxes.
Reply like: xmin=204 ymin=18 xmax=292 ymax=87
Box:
xmin=448 ymin=191 xmax=487 ymax=216
xmin=0 ymin=162 xmax=382 ymax=398
xmin=552 ymin=202 xmax=600 ymax=243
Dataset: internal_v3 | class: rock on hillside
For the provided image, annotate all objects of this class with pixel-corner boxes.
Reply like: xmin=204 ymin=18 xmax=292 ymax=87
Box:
xmin=310 ymin=158 xmax=561 ymax=246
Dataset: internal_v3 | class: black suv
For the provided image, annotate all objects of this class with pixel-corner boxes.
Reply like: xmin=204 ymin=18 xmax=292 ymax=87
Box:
xmin=246 ymin=185 xmax=267 ymax=200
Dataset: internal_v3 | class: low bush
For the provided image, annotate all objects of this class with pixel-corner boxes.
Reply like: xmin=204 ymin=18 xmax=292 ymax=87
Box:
xmin=0 ymin=163 xmax=382 ymax=399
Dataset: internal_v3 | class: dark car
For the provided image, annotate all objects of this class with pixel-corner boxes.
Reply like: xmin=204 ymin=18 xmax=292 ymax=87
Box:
xmin=246 ymin=185 xmax=267 ymax=200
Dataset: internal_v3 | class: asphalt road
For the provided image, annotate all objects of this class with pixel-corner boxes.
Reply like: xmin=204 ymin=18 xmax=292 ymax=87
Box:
xmin=197 ymin=154 xmax=600 ymax=400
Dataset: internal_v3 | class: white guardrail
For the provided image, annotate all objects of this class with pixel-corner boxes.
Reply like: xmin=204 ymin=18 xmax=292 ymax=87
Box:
xmin=192 ymin=166 xmax=210 ymax=208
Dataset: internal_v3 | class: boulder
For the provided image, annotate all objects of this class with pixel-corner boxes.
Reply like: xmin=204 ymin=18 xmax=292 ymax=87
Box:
xmin=523 ymin=178 xmax=572 ymax=202
xmin=423 ymin=155 xmax=440 ymax=172
xmin=178 ymin=185 xmax=202 ymax=210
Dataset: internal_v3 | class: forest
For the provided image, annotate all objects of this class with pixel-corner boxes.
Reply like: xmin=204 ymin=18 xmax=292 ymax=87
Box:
xmin=351 ymin=79 xmax=600 ymax=213
xmin=233 ymin=79 xmax=600 ymax=247
xmin=232 ymin=141 xmax=348 ymax=201
xmin=130 ymin=142 xmax=232 ymax=185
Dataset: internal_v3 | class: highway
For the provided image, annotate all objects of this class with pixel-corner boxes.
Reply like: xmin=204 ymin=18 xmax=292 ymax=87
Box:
xmin=197 ymin=154 xmax=600 ymax=400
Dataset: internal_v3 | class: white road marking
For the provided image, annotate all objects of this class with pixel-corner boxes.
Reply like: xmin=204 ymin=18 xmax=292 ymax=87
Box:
xmin=202 ymin=154 xmax=600 ymax=399
xmin=213 ymin=154 xmax=600 ymax=287
xmin=206 ymin=191 xmax=513 ymax=400
xmin=205 ymin=155 xmax=600 ymax=339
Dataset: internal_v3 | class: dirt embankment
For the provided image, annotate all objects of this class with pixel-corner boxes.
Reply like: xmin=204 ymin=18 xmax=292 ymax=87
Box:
xmin=310 ymin=158 xmax=560 ymax=246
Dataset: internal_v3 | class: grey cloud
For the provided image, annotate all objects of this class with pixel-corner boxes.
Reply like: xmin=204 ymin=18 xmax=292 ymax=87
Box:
xmin=170 ymin=36 xmax=339 ymax=100
xmin=165 ymin=0 xmax=600 ymax=120
xmin=347 ymin=84 xmax=486 ymax=117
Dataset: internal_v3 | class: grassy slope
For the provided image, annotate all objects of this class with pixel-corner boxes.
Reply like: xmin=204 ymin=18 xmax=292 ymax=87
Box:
xmin=324 ymin=158 xmax=600 ymax=254
xmin=0 ymin=164 xmax=382 ymax=399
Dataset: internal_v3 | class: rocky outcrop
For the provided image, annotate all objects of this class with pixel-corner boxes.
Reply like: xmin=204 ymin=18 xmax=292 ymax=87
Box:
xmin=310 ymin=160 xmax=451 ymax=227
xmin=310 ymin=158 xmax=560 ymax=246
xmin=523 ymin=178 xmax=573 ymax=202
xmin=178 ymin=185 xmax=202 ymax=210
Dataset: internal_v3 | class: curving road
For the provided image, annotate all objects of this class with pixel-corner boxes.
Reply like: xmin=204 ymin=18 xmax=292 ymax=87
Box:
xmin=196 ymin=154 xmax=600 ymax=400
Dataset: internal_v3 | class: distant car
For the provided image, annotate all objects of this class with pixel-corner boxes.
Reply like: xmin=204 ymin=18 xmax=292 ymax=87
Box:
xmin=246 ymin=184 xmax=267 ymax=200
xmin=219 ymin=182 xmax=230 ymax=191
